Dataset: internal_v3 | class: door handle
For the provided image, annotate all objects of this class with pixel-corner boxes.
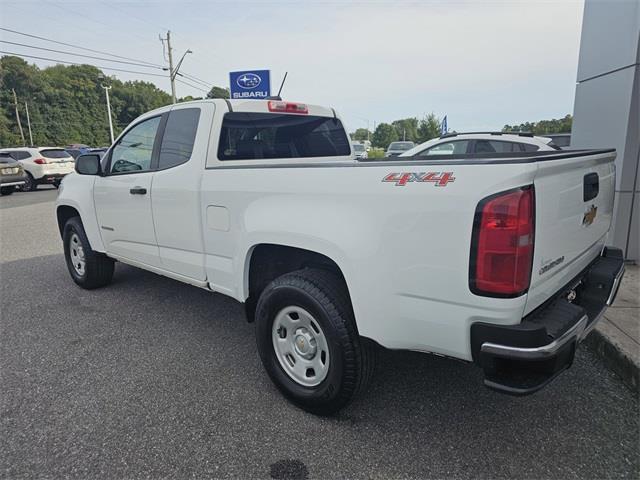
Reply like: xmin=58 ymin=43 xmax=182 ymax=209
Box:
xmin=129 ymin=186 xmax=147 ymax=195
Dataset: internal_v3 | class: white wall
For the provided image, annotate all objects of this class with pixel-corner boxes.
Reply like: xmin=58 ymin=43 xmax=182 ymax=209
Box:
xmin=571 ymin=0 xmax=640 ymax=262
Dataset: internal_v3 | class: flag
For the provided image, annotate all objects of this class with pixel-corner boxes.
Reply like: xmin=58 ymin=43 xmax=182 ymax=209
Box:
xmin=441 ymin=116 xmax=448 ymax=135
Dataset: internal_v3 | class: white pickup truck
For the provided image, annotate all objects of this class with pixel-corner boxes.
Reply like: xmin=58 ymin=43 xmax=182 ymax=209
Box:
xmin=56 ymin=99 xmax=625 ymax=414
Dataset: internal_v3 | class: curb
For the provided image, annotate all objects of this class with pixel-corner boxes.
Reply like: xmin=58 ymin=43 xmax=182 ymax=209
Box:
xmin=584 ymin=327 xmax=639 ymax=395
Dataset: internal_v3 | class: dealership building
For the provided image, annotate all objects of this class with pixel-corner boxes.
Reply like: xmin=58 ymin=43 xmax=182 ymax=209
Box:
xmin=571 ymin=0 xmax=639 ymax=262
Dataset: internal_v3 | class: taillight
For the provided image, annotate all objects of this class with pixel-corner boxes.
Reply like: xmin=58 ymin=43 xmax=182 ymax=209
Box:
xmin=33 ymin=158 xmax=47 ymax=164
xmin=470 ymin=186 xmax=535 ymax=297
xmin=267 ymin=100 xmax=308 ymax=114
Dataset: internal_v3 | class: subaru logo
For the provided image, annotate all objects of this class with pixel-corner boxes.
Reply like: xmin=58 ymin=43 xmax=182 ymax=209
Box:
xmin=237 ymin=73 xmax=261 ymax=89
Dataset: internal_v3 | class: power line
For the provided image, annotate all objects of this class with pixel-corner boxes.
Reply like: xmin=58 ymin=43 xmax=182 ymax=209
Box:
xmin=0 ymin=40 xmax=164 ymax=70
xmin=176 ymin=78 xmax=209 ymax=94
xmin=0 ymin=27 xmax=162 ymax=68
xmin=99 ymin=0 xmax=171 ymax=34
xmin=43 ymin=0 xmax=158 ymax=48
xmin=181 ymin=72 xmax=214 ymax=88
xmin=0 ymin=51 xmax=168 ymax=78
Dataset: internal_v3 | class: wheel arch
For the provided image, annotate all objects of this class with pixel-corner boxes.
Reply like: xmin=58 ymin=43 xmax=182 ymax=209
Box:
xmin=56 ymin=204 xmax=80 ymax=238
xmin=242 ymin=243 xmax=354 ymax=323
xmin=55 ymin=201 xmax=106 ymax=252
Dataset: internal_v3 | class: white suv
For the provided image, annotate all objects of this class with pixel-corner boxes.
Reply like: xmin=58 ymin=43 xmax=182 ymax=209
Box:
xmin=399 ymin=132 xmax=559 ymax=157
xmin=0 ymin=147 xmax=75 ymax=191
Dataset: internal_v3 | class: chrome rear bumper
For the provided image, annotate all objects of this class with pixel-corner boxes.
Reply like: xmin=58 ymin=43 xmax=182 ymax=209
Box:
xmin=471 ymin=246 xmax=625 ymax=395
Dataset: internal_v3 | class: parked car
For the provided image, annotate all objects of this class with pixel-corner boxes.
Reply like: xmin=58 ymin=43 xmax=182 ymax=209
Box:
xmin=88 ymin=147 xmax=108 ymax=156
xmin=0 ymin=147 xmax=75 ymax=191
xmin=352 ymin=142 xmax=368 ymax=159
xmin=385 ymin=141 xmax=415 ymax=157
xmin=545 ymin=133 xmax=572 ymax=149
xmin=399 ymin=132 xmax=559 ymax=157
xmin=0 ymin=153 xmax=27 ymax=195
xmin=56 ymin=99 xmax=624 ymax=415
xmin=66 ymin=148 xmax=88 ymax=159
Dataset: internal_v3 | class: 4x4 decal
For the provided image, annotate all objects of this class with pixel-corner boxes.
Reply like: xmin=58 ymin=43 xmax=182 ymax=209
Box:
xmin=382 ymin=172 xmax=455 ymax=187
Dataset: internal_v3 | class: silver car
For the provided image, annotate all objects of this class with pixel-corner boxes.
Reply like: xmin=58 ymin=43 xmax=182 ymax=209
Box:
xmin=385 ymin=141 xmax=415 ymax=157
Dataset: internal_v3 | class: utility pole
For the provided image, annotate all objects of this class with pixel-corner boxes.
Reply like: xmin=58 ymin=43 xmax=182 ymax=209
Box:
xmin=160 ymin=31 xmax=192 ymax=104
xmin=24 ymin=102 xmax=33 ymax=146
xmin=101 ymin=83 xmax=115 ymax=144
xmin=11 ymin=89 xmax=25 ymax=146
xmin=160 ymin=30 xmax=177 ymax=103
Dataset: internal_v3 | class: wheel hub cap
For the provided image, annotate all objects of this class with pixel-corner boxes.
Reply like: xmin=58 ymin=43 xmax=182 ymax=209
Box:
xmin=69 ymin=233 xmax=86 ymax=276
xmin=294 ymin=328 xmax=317 ymax=359
xmin=272 ymin=306 xmax=330 ymax=387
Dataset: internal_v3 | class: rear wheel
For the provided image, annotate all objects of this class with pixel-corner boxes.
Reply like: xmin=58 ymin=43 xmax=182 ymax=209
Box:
xmin=20 ymin=173 xmax=36 ymax=192
xmin=63 ymin=216 xmax=114 ymax=289
xmin=255 ymin=268 xmax=376 ymax=415
xmin=0 ymin=186 xmax=15 ymax=195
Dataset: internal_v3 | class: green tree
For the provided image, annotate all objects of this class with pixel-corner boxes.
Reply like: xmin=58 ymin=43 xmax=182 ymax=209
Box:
xmin=417 ymin=113 xmax=441 ymax=143
xmin=391 ymin=117 xmax=420 ymax=142
xmin=372 ymin=123 xmax=399 ymax=149
xmin=351 ymin=128 xmax=371 ymax=142
xmin=503 ymin=115 xmax=572 ymax=135
xmin=206 ymin=86 xmax=230 ymax=99
xmin=0 ymin=55 xmax=172 ymax=146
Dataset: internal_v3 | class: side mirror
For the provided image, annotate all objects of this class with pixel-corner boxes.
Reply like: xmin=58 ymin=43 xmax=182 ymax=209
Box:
xmin=75 ymin=154 xmax=102 ymax=175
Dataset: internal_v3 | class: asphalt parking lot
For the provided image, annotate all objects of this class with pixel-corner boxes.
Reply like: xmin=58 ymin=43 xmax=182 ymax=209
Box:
xmin=1 ymin=188 xmax=639 ymax=479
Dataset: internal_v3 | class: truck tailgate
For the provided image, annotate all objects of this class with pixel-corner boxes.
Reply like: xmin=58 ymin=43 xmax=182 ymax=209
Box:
xmin=525 ymin=150 xmax=616 ymax=315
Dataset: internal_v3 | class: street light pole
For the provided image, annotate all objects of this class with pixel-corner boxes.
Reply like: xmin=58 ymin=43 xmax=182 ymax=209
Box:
xmin=24 ymin=102 xmax=33 ymax=146
xmin=102 ymin=84 xmax=114 ymax=144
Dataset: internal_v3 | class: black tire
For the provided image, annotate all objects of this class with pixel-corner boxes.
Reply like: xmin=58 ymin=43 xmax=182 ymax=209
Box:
xmin=255 ymin=268 xmax=376 ymax=415
xmin=0 ymin=186 xmax=15 ymax=195
xmin=53 ymin=180 xmax=61 ymax=189
xmin=20 ymin=173 xmax=36 ymax=192
xmin=63 ymin=216 xmax=115 ymax=289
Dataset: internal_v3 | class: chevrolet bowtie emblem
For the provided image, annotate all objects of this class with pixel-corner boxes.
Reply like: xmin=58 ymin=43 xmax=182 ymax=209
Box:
xmin=583 ymin=204 xmax=597 ymax=226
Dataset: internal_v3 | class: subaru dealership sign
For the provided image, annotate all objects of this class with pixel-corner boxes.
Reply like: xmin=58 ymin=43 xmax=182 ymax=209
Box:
xmin=229 ymin=70 xmax=271 ymax=99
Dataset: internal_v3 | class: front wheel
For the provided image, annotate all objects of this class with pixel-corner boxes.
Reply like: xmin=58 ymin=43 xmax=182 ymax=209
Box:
xmin=0 ymin=186 xmax=15 ymax=195
xmin=255 ymin=268 xmax=376 ymax=415
xmin=63 ymin=216 xmax=115 ymax=289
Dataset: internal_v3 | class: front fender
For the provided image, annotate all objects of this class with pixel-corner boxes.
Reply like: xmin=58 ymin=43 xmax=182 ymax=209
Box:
xmin=55 ymin=174 xmax=105 ymax=252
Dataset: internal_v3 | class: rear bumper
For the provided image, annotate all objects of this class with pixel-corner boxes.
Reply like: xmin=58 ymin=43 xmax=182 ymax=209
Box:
xmin=36 ymin=173 xmax=67 ymax=184
xmin=1 ymin=173 xmax=27 ymax=187
xmin=470 ymin=246 xmax=625 ymax=395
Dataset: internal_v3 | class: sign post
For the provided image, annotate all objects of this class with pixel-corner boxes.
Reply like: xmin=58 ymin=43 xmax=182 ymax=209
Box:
xmin=229 ymin=70 xmax=271 ymax=100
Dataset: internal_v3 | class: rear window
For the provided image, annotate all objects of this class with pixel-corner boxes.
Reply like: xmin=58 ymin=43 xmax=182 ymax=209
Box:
xmin=218 ymin=113 xmax=351 ymax=161
xmin=40 ymin=149 xmax=72 ymax=159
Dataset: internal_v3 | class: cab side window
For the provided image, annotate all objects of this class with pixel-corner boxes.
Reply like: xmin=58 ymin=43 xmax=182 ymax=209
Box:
xmin=110 ymin=116 xmax=161 ymax=174
xmin=474 ymin=140 xmax=522 ymax=153
xmin=158 ymin=108 xmax=200 ymax=169
xmin=522 ymin=143 xmax=540 ymax=152
xmin=422 ymin=140 xmax=469 ymax=156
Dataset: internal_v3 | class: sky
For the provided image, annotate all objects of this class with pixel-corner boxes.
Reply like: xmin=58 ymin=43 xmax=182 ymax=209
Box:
xmin=0 ymin=0 xmax=585 ymax=132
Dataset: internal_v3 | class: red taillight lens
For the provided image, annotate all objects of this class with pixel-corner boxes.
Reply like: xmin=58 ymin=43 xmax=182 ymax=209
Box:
xmin=267 ymin=100 xmax=308 ymax=114
xmin=33 ymin=158 xmax=47 ymax=164
xmin=470 ymin=186 xmax=535 ymax=297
